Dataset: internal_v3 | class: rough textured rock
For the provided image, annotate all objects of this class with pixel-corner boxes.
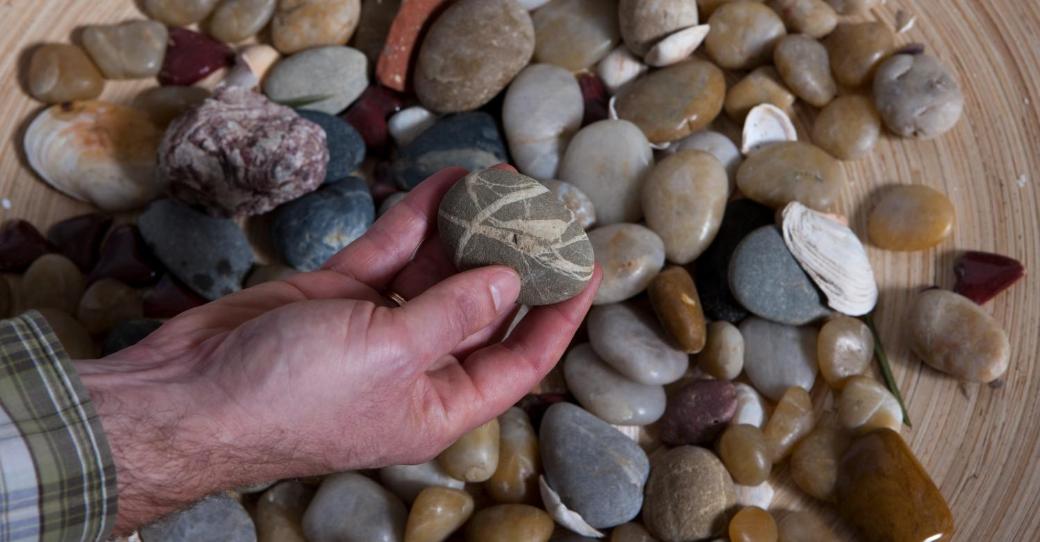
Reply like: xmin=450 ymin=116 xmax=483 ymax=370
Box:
xmin=391 ymin=112 xmax=508 ymax=190
xmin=159 ymin=86 xmax=328 ymax=218
xmin=141 ymin=493 xmax=256 ymax=542
xmin=271 ymin=177 xmax=374 ymax=272
xmin=643 ymin=446 xmax=735 ymax=541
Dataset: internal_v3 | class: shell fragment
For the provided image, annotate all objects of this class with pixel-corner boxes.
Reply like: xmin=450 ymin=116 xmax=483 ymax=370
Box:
xmin=596 ymin=45 xmax=648 ymax=94
xmin=644 ymin=24 xmax=711 ymax=68
xmin=741 ymin=103 xmax=798 ymax=155
xmin=539 ymin=476 xmax=605 ymax=538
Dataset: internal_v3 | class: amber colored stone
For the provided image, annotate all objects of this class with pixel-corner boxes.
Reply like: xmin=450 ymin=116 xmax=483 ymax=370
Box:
xmin=816 ymin=315 xmax=873 ymax=389
xmin=610 ymin=522 xmax=656 ymax=541
xmin=342 ymin=85 xmax=406 ymax=155
xmin=718 ymin=424 xmax=771 ymax=486
xmin=954 ymin=251 xmax=1026 ymax=304
xmin=836 ymin=429 xmax=954 ymax=542
xmin=867 ymin=185 xmax=954 ymax=251
xmin=776 ymin=511 xmax=839 ymax=542
xmin=405 ymin=487 xmax=474 ymax=542
xmin=907 ymin=289 xmax=1010 ymax=383
xmin=615 ymin=58 xmax=725 ymax=144
xmin=725 ymin=67 xmax=795 ymax=122
xmin=790 ymin=416 xmax=850 ymax=501
xmin=577 ymin=73 xmax=609 ymax=126
xmin=77 ymin=279 xmax=143 ymax=336
xmin=437 ymin=419 xmax=500 ymax=483
xmin=838 ymin=375 xmax=901 ymax=434
xmin=22 ymin=254 xmax=85 ymax=315
xmin=47 ymin=213 xmax=112 ymax=273
xmin=377 ymin=0 xmax=450 ymax=91
xmin=649 ymin=266 xmax=707 ymax=353
xmin=705 ymin=1 xmax=787 ymax=70
xmin=533 ymin=0 xmax=619 ymax=72
xmin=767 ymin=0 xmax=837 ymax=39
xmin=159 ymin=27 xmax=234 ymax=86
xmin=88 ymin=225 xmax=161 ymax=287
xmin=825 ymin=22 xmax=895 ymax=88
xmin=28 ymin=44 xmax=104 ymax=104
xmin=737 ymin=142 xmax=845 ymax=212
xmin=487 ymin=408 xmax=540 ymax=504
xmin=811 ymin=95 xmax=881 ymax=161
xmin=0 ymin=220 xmax=52 ymax=273
xmin=464 ymin=504 xmax=553 ymax=542
xmin=763 ymin=387 xmax=814 ymax=463
xmin=729 ymin=507 xmax=778 ymax=542
xmin=142 ymin=274 xmax=208 ymax=318
xmin=256 ymin=480 xmax=314 ymax=542
xmin=37 ymin=308 xmax=97 ymax=359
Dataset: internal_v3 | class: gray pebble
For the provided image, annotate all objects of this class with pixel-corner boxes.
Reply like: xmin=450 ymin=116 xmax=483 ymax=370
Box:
xmin=302 ymin=472 xmax=406 ymax=542
xmin=263 ymin=46 xmax=368 ymax=115
xmin=141 ymin=493 xmax=255 ymax=542
xmin=271 ymin=177 xmax=374 ymax=272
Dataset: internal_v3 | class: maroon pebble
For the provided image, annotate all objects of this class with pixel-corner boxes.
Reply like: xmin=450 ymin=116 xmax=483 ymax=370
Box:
xmin=46 ymin=213 xmax=113 ymax=273
xmin=159 ymin=27 xmax=234 ymax=86
xmin=143 ymin=274 xmax=208 ymax=318
xmin=577 ymin=72 xmax=609 ymax=126
xmin=88 ymin=225 xmax=161 ymax=287
xmin=342 ymin=86 xmax=406 ymax=156
xmin=658 ymin=379 xmax=737 ymax=446
xmin=954 ymin=250 xmax=1025 ymax=304
xmin=0 ymin=220 xmax=52 ymax=272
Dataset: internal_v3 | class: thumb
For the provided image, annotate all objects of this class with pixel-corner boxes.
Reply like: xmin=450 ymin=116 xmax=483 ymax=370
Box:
xmin=391 ymin=266 xmax=521 ymax=363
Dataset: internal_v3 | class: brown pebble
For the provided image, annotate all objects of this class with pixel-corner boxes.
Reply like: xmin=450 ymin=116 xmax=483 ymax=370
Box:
xmin=725 ymin=66 xmax=796 ymax=121
xmin=825 ymin=22 xmax=895 ymax=87
xmin=718 ymin=423 xmax=771 ymax=486
xmin=729 ymin=506 xmax=778 ymax=542
xmin=867 ymin=185 xmax=955 ymax=251
xmin=790 ymin=416 xmax=850 ymax=501
xmin=28 ymin=44 xmax=104 ymax=104
xmin=774 ymin=34 xmax=836 ymax=108
xmin=736 ymin=141 xmax=845 ymax=211
xmin=763 ymin=386 xmax=814 ymax=462
xmin=270 ymin=0 xmax=362 ymax=54
xmin=644 ymin=446 xmax=735 ymax=541
xmin=812 ymin=95 xmax=881 ymax=161
xmin=649 ymin=266 xmax=707 ymax=353
xmin=464 ymin=504 xmax=553 ymax=542
xmin=777 ymin=511 xmax=840 ymax=541
xmin=37 ymin=308 xmax=97 ymax=359
xmin=22 ymin=254 xmax=84 ymax=315
xmin=767 ymin=0 xmax=837 ymax=38
xmin=706 ymin=1 xmax=787 ymax=70
xmin=77 ymin=279 xmax=143 ymax=336
xmin=816 ymin=315 xmax=873 ymax=389
xmin=907 ymin=288 xmax=1010 ymax=383
xmin=615 ymin=58 xmax=725 ymax=144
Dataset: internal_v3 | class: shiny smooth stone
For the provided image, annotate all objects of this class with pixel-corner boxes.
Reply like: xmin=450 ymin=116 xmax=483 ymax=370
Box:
xmin=762 ymin=387 xmax=814 ymax=462
xmin=718 ymin=424 xmax=770 ymax=486
xmin=589 ymin=224 xmax=665 ymax=304
xmin=0 ymin=221 xmax=52 ymax=273
xmin=618 ymin=0 xmax=700 ymax=56
xmin=836 ymin=429 xmax=954 ymax=542
xmin=303 ymin=472 xmax=406 ymax=542
xmin=388 ymin=106 xmax=437 ymax=147
xmin=675 ymin=130 xmax=742 ymax=185
xmin=207 ymin=0 xmax=277 ymax=43
xmin=414 ymin=0 xmax=533 ymax=113
xmin=344 ymin=85 xmax=406 ymax=156
xmin=46 ymin=213 xmax=112 ymax=273
xmin=296 ymin=110 xmax=365 ymax=183
xmin=867 ymin=185 xmax=955 ymax=251
xmin=733 ymin=382 xmax=769 ymax=428
xmin=77 ymin=279 xmax=143 ymax=335
xmin=812 ymin=95 xmax=880 ymax=161
xmin=159 ymin=27 xmax=234 ymax=86
xmin=774 ymin=34 xmax=836 ymax=108
xmin=954 ymin=251 xmax=1026 ymax=304
xmin=609 ymin=523 xmax=657 ymax=542
xmin=648 ymin=266 xmax=707 ymax=353
xmin=615 ymin=58 xmax=725 ymax=144
xmin=88 ymin=225 xmax=160 ymax=287
xmin=776 ymin=511 xmax=839 ymax=542
xmin=82 ymin=20 xmax=167 ymax=79
xmin=587 ymin=302 xmax=689 ymax=384
xmin=729 ymin=227 xmax=830 ymax=326
xmin=658 ymin=379 xmax=736 ymax=445
xmin=488 ymin=407 xmax=540 ymax=504
xmin=256 ymin=480 xmax=313 ymax=542
xmin=564 ymin=343 xmax=666 ymax=425
xmin=379 ymin=461 xmax=465 ymax=504
xmin=141 ymin=493 xmax=256 ymax=542
xmin=741 ymin=317 xmax=818 ymax=401
xmin=263 ymin=46 xmax=368 ymax=114
xmin=559 ymin=120 xmax=653 ymax=224
xmin=907 ymin=288 xmax=1010 ymax=382
xmin=134 ymin=86 xmax=211 ymax=126
xmin=789 ymin=416 xmax=850 ymax=501
xmin=102 ymin=319 xmax=162 ymax=356
xmin=22 ymin=254 xmax=84 ymax=315
xmin=540 ymin=403 xmax=650 ymax=529
xmin=272 ymin=177 xmax=374 ymax=272
xmin=36 ymin=308 xmax=96 ymax=359
xmin=705 ymin=1 xmax=786 ymax=70
xmin=736 ymin=142 xmax=845 ymax=211
xmin=465 ymin=504 xmax=554 ymax=542
xmin=245 ymin=264 xmax=296 ymax=287
xmin=532 ymin=0 xmax=619 ymax=72
xmin=503 ymin=64 xmax=583 ymax=181
xmin=698 ymin=321 xmax=743 ymax=379
xmin=642 ymin=150 xmax=728 ymax=264
xmin=271 ymin=0 xmax=362 ymax=54
xmin=578 ymin=73 xmax=610 ymax=125
xmin=644 ymin=446 xmax=735 ymax=541
xmin=437 ymin=419 xmax=500 ymax=483
xmin=724 ymin=67 xmax=795 ymax=121
xmin=817 ymin=315 xmax=873 ymax=389
xmin=142 ymin=274 xmax=207 ymax=318
xmin=143 ymin=0 xmax=219 ymax=25
xmin=767 ymin=0 xmax=836 ymax=38
xmin=729 ymin=507 xmax=778 ymax=542
xmin=873 ymin=53 xmax=965 ymax=139
xmin=28 ymin=44 xmax=104 ymax=103
xmin=404 ymin=487 xmax=474 ymax=542
xmin=824 ymin=22 xmax=894 ymax=88
xmin=542 ymin=180 xmax=596 ymax=229
xmin=391 ymin=112 xmax=507 ymax=190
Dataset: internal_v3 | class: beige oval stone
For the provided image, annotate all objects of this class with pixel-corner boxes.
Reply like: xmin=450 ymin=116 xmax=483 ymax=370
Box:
xmin=487 ymin=407 xmax=540 ymax=504
xmin=619 ymin=0 xmax=700 ymax=56
xmin=533 ymin=0 xmax=620 ymax=71
xmin=867 ymin=185 xmax=955 ymax=251
xmin=615 ymin=58 xmax=725 ymax=144
xmin=699 ymin=321 xmax=744 ymax=380
xmin=589 ymin=224 xmax=666 ymax=304
xmin=774 ymin=34 xmax=835 ymax=108
xmin=789 ymin=416 xmax=850 ymax=501
xmin=437 ymin=419 xmax=500 ymax=482
xmin=817 ymin=315 xmax=873 ymax=389
xmin=22 ymin=254 xmax=84 ymax=315
xmin=825 ymin=22 xmax=895 ymax=88
xmin=763 ymin=386 xmax=814 ymax=462
xmin=28 ymin=44 xmax=104 ymax=104
xmin=404 ymin=487 xmax=474 ymax=542
xmin=718 ymin=424 xmax=770 ymax=486
xmin=724 ymin=66 xmax=795 ymax=121
xmin=143 ymin=0 xmax=219 ymax=25
xmin=37 ymin=308 xmax=97 ymax=359
xmin=641 ymin=150 xmax=728 ymax=263
xmin=838 ymin=375 xmax=902 ymax=433
xmin=812 ymin=95 xmax=881 ymax=161
xmin=77 ymin=279 xmax=143 ymax=336
xmin=465 ymin=504 xmax=553 ymax=542
xmin=736 ymin=141 xmax=845 ymax=211
xmin=82 ymin=20 xmax=168 ymax=79
xmin=271 ymin=0 xmax=362 ymax=54
xmin=705 ymin=1 xmax=786 ymax=70
xmin=415 ymin=0 xmax=534 ymax=113
xmin=208 ymin=0 xmax=277 ymax=43
xmin=767 ymin=0 xmax=836 ymax=38
xmin=907 ymin=289 xmax=1010 ymax=382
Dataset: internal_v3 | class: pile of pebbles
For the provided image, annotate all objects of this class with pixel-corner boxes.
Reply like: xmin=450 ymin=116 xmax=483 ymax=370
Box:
xmin=10 ymin=0 xmax=1029 ymax=540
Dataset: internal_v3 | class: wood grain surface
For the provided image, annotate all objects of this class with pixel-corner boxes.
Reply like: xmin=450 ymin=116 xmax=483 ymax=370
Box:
xmin=0 ymin=0 xmax=1038 ymax=539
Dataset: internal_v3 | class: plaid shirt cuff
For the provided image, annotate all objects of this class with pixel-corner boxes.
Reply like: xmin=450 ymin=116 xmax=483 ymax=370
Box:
xmin=0 ymin=311 xmax=117 ymax=542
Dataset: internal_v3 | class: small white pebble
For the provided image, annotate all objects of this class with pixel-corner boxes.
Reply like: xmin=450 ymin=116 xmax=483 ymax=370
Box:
xmin=895 ymin=9 xmax=916 ymax=33
xmin=741 ymin=104 xmax=798 ymax=155
xmin=1016 ymin=174 xmax=1029 ymax=188
xmin=735 ymin=481 xmax=774 ymax=510
xmin=733 ymin=382 xmax=770 ymax=428
xmin=595 ymin=45 xmax=648 ymax=94
xmin=644 ymin=24 xmax=710 ymax=68
xmin=388 ymin=106 xmax=437 ymax=147
xmin=1 ymin=198 xmax=10 ymax=210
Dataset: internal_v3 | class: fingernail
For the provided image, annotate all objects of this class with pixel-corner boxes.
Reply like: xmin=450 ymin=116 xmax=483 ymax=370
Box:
xmin=490 ymin=268 xmax=521 ymax=312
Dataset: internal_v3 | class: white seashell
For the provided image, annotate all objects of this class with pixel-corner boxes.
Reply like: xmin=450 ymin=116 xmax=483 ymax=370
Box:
xmin=595 ymin=45 xmax=648 ymax=94
xmin=735 ymin=481 xmax=775 ymax=510
xmin=644 ymin=24 xmax=711 ymax=68
xmin=223 ymin=44 xmax=280 ymax=89
xmin=25 ymin=101 xmax=164 ymax=212
xmin=741 ymin=103 xmax=798 ymax=155
xmin=733 ymin=382 xmax=770 ymax=428
xmin=388 ymin=106 xmax=437 ymax=147
xmin=781 ymin=202 xmax=879 ymax=316
xmin=539 ymin=476 xmax=605 ymax=538
xmin=676 ymin=130 xmax=742 ymax=188
xmin=895 ymin=9 xmax=916 ymax=33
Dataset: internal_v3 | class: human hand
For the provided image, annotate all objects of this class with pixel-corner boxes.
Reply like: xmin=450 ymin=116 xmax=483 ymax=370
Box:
xmin=75 ymin=166 xmax=600 ymax=533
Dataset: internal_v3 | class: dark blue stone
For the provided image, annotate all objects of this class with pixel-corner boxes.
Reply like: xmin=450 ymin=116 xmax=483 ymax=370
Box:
xmin=102 ymin=319 xmax=163 ymax=356
xmin=138 ymin=200 xmax=254 ymax=301
xmin=271 ymin=177 xmax=374 ymax=272
xmin=297 ymin=110 xmax=366 ymax=184
xmin=391 ymin=112 xmax=508 ymax=190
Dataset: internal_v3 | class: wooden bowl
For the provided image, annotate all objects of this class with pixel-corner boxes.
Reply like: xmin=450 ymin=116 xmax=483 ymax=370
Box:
xmin=1 ymin=1 xmax=1037 ymax=539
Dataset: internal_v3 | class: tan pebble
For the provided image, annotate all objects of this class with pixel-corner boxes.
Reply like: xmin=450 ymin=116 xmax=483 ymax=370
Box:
xmin=207 ymin=0 xmax=277 ymax=44
xmin=718 ymin=424 xmax=771 ymax=486
xmin=82 ymin=20 xmax=168 ymax=79
xmin=817 ymin=315 xmax=873 ymax=389
xmin=838 ymin=376 xmax=902 ymax=433
xmin=77 ymin=279 xmax=143 ymax=336
xmin=437 ymin=419 xmax=500 ymax=482
xmin=825 ymin=22 xmax=895 ymax=87
xmin=736 ymin=141 xmax=845 ymax=211
xmin=777 ymin=511 xmax=840 ymax=541
xmin=641 ymin=150 xmax=728 ymax=263
xmin=867 ymin=185 xmax=955 ymax=251
xmin=729 ymin=506 xmax=778 ymax=542
xmin=22 ymin=254 xmax=84 ymax=315
xmin=615 ymin=58 xmax=725 ymax=144
xmin=36 ymin=308 xmax=97 ymax=359
xmin=649 ymin=266 xmax=708 ymax=353
xmin=907 ymin=288 xmax=1010 ymax=382
xmin=533 ymin=0 xmax=620 ymax=72
xmin=823 ymin=0 xmax=880 ymax=14
xmin=28 ymin=44 xmax=104 ymax=104
xmin=762 ymin=386 xmax=814 ymax=462
xmin=706 ymin=1 xmax=786 ymax=70
xmin=610 ymin=522 xmax=657 ymax=541
xmin=725 ymin=66 xmax=796 ymax=122
xmin=464 ymin=504 xmax=553 ymax=542
xmin=405 ymin=487 xmax=474 ymax=542
xmin=699 ymin=321 xmax=743 ymax=379
xmin=773 ymin=34 xmax=836 ymax=108
xmin=256 ymin=480 xmax=312 ymax=542
xmin=767 ymin=0 xmax=837 ymax=38
xmin=789 ymin=415 xmax=850 ymax=501
xmin=271 ymin=0 xmax=362 ymax=54
xmin=487 ymin=408 xmax=540 ymax=504
xmin=812 ymin=95 xmax=881 ymax=160
xmin=143 ymin=0 xmax=219 ymax=25
xmin=644 ymin=446 xmax=735 ymax=541
xmin=619 ymin=0 xmax=701 ymax=56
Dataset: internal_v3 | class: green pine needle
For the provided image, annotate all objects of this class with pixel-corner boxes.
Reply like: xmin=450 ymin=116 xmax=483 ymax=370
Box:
xmin=863 ymin=313 xmax=912 ymax=428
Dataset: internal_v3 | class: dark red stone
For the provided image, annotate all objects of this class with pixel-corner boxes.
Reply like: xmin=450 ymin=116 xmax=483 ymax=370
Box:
xmin=0 ymin=220 xmax=52 ymax=272
xmin=159 ymin=27 xmax=234 ymax=86
xmin=88 ymin=225 xmax=161 ymax=287
xmin=658 ymin=379 xmax=737 ymax=446
xmin=953 ymin=251 xmax=1025 ymax=304
xmin=516 ymin=393 xmax=572 ymax=432
xmin=342 ymin=86 xmax=406 ymax=156
xmin=577 ymin=72 xmax=609 ymax=126
xmin=46 ymin=213 xmax=113 ymax=273
xmin=142 ymin=274 xmax=208 ymax=318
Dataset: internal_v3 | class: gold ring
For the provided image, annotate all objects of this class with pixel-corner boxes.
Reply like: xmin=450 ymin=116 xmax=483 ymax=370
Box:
xmin=385 ymin=291 xmax=407 ymax=307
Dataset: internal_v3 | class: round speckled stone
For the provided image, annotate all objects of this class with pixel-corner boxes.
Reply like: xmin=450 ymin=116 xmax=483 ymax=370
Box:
xmin=272 ymin=177 xmax=374 ymax=272
xmin=296 ymin=110 xmax=365 ymax=183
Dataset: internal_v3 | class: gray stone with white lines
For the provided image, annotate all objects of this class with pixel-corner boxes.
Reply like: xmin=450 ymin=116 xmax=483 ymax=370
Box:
xmin=438 ymin=168 xmax=595 ymax=306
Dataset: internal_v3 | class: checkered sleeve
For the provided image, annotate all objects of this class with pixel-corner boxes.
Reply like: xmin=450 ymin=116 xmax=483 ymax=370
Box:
xmin=0 ymin=311 xmax=117 ymax=542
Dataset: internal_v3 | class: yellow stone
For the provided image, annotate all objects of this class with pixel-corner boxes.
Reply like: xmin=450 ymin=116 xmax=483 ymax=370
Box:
xmin=487 ymin=408 xmax=540 ymax=504
xmin=437 ymin=419 xmax=500 ymax=482
xmin=464 ymin=504 xmax=554 ymax=542
xmin=404 ymin=487 xmax=474 ymax=542
xmin=763 ymin=387 xmax=814 ymax=462
xmin=729 ymin=506 xmax=778 ymax=542
xmin=867 ymin=185 xmax=955 ymax=251
xmin=28 ymin=44 xmax=104 ymax=104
